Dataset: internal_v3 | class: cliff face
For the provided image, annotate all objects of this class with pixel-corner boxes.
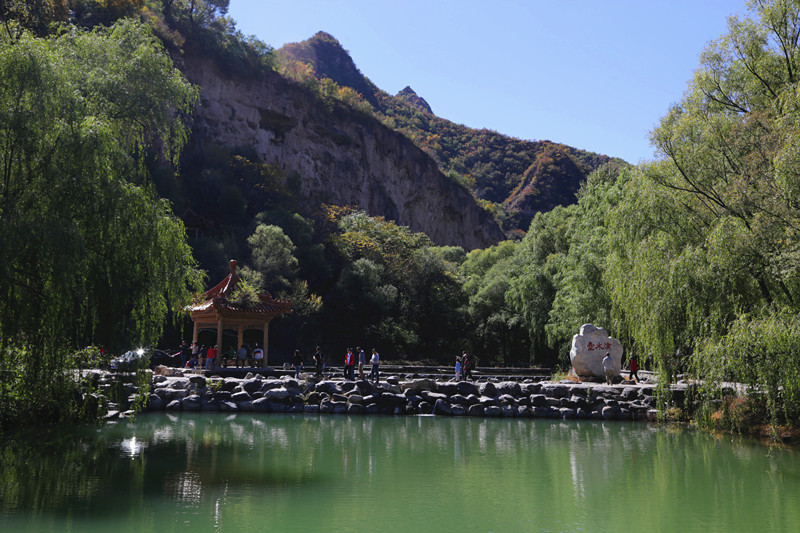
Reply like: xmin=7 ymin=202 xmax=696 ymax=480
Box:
xmin=180 ymin=51 xmax=504 ymax=250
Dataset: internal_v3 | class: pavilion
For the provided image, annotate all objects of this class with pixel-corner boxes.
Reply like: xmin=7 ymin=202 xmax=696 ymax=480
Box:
xmin=185 ymin=260 xmax=291 ymax=365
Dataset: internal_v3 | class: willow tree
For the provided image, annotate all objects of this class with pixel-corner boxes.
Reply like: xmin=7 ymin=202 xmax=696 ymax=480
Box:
xmin=0 ymin=19 xmax=200 ymax=424
xmin=605 ymin=0 xmax=800 ymax=425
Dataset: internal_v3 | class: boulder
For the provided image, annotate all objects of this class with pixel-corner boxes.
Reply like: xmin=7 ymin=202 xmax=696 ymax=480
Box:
xmin=181 ymin=395 xmax=202 ymax=411
xmin=433 ymin=399 xmax=452 ymax=416
xmin=232 ymin=391 xmax=252 ymax=403
xmin=456 ymin=381 xmax=479 ymax=396
xmin=478 ymin=382 xmax=497 ymax=397
xmin=467 ymin=404 xmax=485 ymax=417
xmin=451 ymin=404 xmax=467 ymax=416
xmin=495 ymin=381 xmax=522 ymax=397
xmin=484 ymin=406 xmax=502 ymax=417
xmin=252 ymin=397 xmax=271 ymax=412
xmin=569 ymin=323 xmax=624 ymax=378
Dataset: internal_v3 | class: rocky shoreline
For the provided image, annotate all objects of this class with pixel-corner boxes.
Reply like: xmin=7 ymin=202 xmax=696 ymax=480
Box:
xmin=88 ymin=369 xmax=690 ymax=421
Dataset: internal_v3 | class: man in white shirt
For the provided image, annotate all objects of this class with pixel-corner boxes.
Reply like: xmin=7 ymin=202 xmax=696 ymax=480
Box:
xmin=252 ymin=344 xmax=264 ymax=367
xmin=602 ymin=352 xmax=614 ymax=384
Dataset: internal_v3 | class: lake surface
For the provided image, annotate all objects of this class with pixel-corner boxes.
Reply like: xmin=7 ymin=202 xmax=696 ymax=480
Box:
xmin=1 ymin=413 xmax=799 ymax=532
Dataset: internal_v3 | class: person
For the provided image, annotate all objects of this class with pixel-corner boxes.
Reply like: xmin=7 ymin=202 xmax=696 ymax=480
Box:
xmin=237 ymin=344 xmax=248 ymax=368
xmin=191 ymin=341 xmax=200 ymax=360
xmin=344 ymin=348 xmax=355 ymax=381
xmin=455 ymin=355 xmax=462 ymax=381
xmin=462 ymin=352 xmax=473 ymax=380
xmin=206 ymin=344 xmax=217 ymax=370
xmin=629 ymin=354 xmax=639 ymax=382
xmin=292 ymin=349 xmax=303 ymax=379
xmin=252 ymin=344 xmax=264 ymax=367
xmin=358 ymin=346 xmax=366 ymax=380
xmin=185 ymin=353 xmax=198 ymax=368
xmin=179 ymin=340 xmax=191 ymax=367
xmin=369 ymin=348 xmax=380 ymax=383
xmin=313 ymin=346 xmax=324 ymax=378
xmin=603 ymin=352 xmax=614 ymax=384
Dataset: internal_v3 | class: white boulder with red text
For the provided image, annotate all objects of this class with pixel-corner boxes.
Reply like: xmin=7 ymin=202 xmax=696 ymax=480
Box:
xmin=569 ymin=324 xmax=624 ymax=378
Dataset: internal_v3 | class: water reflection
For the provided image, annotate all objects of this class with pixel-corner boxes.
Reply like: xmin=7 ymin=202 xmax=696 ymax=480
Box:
xmin=1 ymin=415 xmax=799 ymax=532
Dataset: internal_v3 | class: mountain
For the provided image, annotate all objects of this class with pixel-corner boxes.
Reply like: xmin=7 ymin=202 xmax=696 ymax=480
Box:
xmin=179 ymin=45 xmax=505 ymax=250
xmin=277 ymin=32 xmax=626 ymax=232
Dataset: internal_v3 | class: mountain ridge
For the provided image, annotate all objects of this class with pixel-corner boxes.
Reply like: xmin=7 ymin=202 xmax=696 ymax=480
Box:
xmin=276 ymin=31 xmax=627 ymax=232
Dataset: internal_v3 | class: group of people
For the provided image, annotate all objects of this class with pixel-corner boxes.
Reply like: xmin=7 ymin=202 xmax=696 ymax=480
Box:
xmin=178 ymin=340 xmax=263 ymax=370
xmin=343 ymin=347 xmax=380 ymax=383
xmin=454 ymin=352 xmax=475 ymax=381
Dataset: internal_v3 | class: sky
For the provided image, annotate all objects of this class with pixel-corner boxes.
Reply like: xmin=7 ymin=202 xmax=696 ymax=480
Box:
xmin=227 ymin=0 xmax=750 ymax=164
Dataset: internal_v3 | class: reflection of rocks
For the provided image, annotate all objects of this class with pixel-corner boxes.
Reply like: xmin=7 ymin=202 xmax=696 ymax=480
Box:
xmin=84 ymin=369 xmax=689 ymax=421
xmin=570 ymin=324 xmax=624 ymax=378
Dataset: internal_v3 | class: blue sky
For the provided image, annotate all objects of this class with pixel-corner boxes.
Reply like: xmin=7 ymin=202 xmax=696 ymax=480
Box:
xmin=227 ymin=0 xmax=749 ymax=164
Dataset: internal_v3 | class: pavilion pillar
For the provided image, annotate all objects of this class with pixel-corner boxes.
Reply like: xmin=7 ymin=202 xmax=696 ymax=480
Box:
xmin=264 ymin=320 xmax=269 ymax=366
xmin=192 ymin=319 xmax=199 ymax=344
xmin=237 ymin=326 xmax=243 ymax=349
xmin=216 ymin=317 xmax=223 ymax=364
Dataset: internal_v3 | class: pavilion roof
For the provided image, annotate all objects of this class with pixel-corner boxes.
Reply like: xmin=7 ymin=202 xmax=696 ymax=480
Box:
xmin=186 ymin=260 xmax=291 ymax=316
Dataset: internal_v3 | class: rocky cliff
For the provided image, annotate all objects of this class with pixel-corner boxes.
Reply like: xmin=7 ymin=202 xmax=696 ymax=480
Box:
xmin=180 ymin=50 xmax=504 ymax=250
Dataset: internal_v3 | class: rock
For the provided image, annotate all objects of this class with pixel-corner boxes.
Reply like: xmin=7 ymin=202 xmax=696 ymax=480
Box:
xmin=456 ymin=381 xmax=479 ymax=396
xmin=540 ymin=384 xmax=569 ymax=399
xmin=261 ymin=379 xmax=284 ymax=392
xmin=532 ymin=406 xmax=556 ymax=418
xmin=331 ymin=402 xmax=348 ymax=414
xmin=621 ymin=387 xmax=639 ymax=401
xmin=418 ymin=401 xmax=432 ymax=414
xmin=265 ymin=388 xmax=290 ymax=402
xmin=346 ymin=403 xmax=365 ymax=414
xmin=386 ymin=376 xmax=399 ymax=385
xmin=530 ymin=394 xmax=548 ymax=407
xmin=484 ymin=406 xmax=502 ymax=417
xmin=523 ymin=382 xmax=542 ymax=395
xmin=238 ymin=400 xmax=253 ymax=412
xmin=304 ymin=404 xmax=320 ymax=414
xmin=498 ymin=394 xmax=517 ymax=406
xmin=252 ymin=397 xmax=271 ymax=412
xmin=147 ymin=394 xmax=164 ymax=411
xmin=214 ymin=390 xmax=232 ymax=402
xmin=433 ymin=399 xmax=452 ymax=416
xmin=437 ymin=382 xmax=459 ymax=396
xmin=220 ymin=401 xmax=238 ymax=412
xmin=189 ymin=375 xmax=206 ymax=386
xmin=348 ymin=394 xmax=364 ymax=405
xmin=501 ymin=406 xmax=517 ymax=417
xmin=569 ymin=323 xmax=624 ymax=378
xmin=423 ymin=391 xmax=449 ymax=403
xmin=495 ymin=381 xmax=522 ymax=397
xmin=467 ymin=404 xmax=485 ymax=416
xmin=601 ymin=406 xmax=616 ymax=419
xmin=479 ymin=396 xmax=499 ymax=407
xmin=232 ymin=391 xmax=252 ymax=403
xmin=478 ymin=382 xmax=497 ymax=397
xmin=182 ymin=395 xmax=202 ymax=411
xmin=404 ymin=378 xmax=436 ymax=393
xmin=451 ymin=404 xmax=467 ymax=416
xmin=517 ymin=406 xmax=531 ymax=418
xmin=365 ymin=403 xmax=380 ymax=415
xmin=242 ymin=379 xmax=262 ymax=394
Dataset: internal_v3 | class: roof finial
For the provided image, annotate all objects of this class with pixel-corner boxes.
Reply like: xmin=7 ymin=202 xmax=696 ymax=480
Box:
xmin=230 ymin=259 xmax=237 ymax=274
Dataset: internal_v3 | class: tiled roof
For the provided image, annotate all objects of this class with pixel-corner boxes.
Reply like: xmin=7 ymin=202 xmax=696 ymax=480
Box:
xmin=186 ymin=260 xmax=291 ymax=316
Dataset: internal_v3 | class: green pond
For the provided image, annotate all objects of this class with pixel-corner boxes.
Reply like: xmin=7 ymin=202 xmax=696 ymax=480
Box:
xmin=1 ymin=413 xmax=799 ymax=532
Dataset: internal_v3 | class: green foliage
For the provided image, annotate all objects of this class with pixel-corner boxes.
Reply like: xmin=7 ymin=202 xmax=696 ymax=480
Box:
xmin=0 ymin=21 xmax=200 ymax=430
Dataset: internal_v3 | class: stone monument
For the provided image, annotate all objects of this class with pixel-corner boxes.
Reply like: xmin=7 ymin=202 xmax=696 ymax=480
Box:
xmin=569 ymin=324 xmax=624 ymax=379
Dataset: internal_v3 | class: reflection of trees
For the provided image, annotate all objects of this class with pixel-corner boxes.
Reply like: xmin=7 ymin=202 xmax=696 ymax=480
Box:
xmin=2 ymin=414 xmax=799 ymax=531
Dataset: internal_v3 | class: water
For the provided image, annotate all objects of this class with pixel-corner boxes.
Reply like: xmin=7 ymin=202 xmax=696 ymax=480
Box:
xmin=1 ymin=413 xmax=799 ymax=532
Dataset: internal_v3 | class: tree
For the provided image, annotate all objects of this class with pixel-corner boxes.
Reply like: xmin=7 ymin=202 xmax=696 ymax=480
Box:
xmin=0 ymin=20 xmax=200 ymax=427
xmin=246 ymin=224 xmax=299 ymax=293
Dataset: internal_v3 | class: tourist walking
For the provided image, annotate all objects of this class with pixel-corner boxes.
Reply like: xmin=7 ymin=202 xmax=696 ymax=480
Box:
xmin=252 ymin=344 xmax=264 ymax=367
xmin=462 ymin=352 xmax=473 ymax=380
xmin=292 ymin=349 xmax=303 ymax=379
xmin=314 ymin=346 xmax=324 ymax=378
xmin=237 ymin=344 xmax=248 ymax=368
xmin=369 ymin=348 xmax=380 ymax=383
xmin=205 ymin=344 xmax=217 ymax=370
xmin=344 ymin=348 xmax=355 ymax=381
xmin=358 ymin=346 xmax=366 ymax=380
xmin=603 ymin=352 xmax=614 ymax=384
xmin=179 ymin=340 xmax=191 ymax=367
xmin=455 ymin=356 xmax=462 ymax=381
xmin=628 ymin=354 xmax=639 ymax=382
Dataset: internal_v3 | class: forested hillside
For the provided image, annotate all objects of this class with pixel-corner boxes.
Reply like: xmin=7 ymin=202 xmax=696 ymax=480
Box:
xmin=3 ymin=0 xmax=800 ymax=437
xmin=277 ymin=31 xmax=626 ymax=232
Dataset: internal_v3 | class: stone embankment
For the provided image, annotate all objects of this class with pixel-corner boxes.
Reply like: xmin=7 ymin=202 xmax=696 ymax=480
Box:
xmin=91 ymin=370 xmax=691 ymax=421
